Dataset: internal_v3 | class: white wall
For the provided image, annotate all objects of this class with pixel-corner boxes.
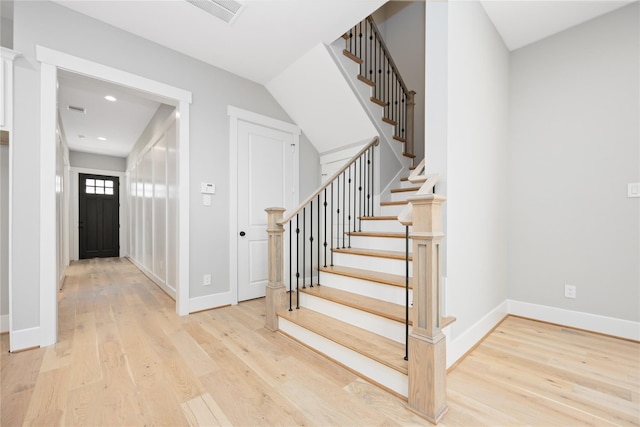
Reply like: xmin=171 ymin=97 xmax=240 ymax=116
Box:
xmin=444 ymin=1 xmax=510 ymax=364
xmin=55 ymin=130 xmax=70 ymax=288
xmin=11 ymin=0 xmax=314 ymax=335
xmin=127 ymin=112 xmax=178 ymax=297
xmin=69 ymin=151 xmax=126 ymax=173
xmin=508 ymin=3 xmax=640 ymax=322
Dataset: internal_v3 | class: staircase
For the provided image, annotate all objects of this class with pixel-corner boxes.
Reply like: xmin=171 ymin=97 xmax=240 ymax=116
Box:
xmin=279 ymin=168 xmax=416 ymax=397
xmin=264 ymin=15 xmax=452 ymax=424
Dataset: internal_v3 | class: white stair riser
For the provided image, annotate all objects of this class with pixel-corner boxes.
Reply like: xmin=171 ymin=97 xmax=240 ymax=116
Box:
xmin=332 ymin=252 xmax=413 ymax=277
xmin=279 ymin=318 xmax=408 ymax=397
xmin=359 ymin=219 xmax=405 ymax=233
xmin=318 ymin=272 xmax=412 ymax=306
xmin=346 ymin=235 xmax=408 ymax=252
xmin=299 ymin=293 xmax=407 ymax=343
xmin=391 ymin=191 xmax=416 ymax=202
xmin=400 ymin=180 xmax=415 ymax=189
xmin=380 ymin=204 xmax=406 ymax=217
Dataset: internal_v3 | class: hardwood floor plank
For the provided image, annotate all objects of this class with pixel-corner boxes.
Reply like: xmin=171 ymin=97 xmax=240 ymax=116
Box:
xmin=4 ymin=259 xmax=637 ymax=427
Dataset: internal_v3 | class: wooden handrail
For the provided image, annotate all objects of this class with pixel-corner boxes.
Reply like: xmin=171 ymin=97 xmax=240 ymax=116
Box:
xmin=279 ymin=136 xmax=379 ymax=225
xmin=365 ymin=16 xmax=409 ymax=95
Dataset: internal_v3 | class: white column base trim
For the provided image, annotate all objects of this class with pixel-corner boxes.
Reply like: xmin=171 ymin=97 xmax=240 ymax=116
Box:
xmin=446 ymin=300 xmax=508 ymax=368
xmin=0 ymin=314 xmax=8 ymax=333
xmin=508 ymin=299 xmax=640 ymax=342
xmin=10 ymin=326 xmax=41 ymax=352
xmin=189 ymin=291 xmax=234 ymax=313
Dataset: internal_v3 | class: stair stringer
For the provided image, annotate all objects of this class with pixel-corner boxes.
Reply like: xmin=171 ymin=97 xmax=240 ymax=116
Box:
xmin=327 ymin=39 xmax=410 ymax=199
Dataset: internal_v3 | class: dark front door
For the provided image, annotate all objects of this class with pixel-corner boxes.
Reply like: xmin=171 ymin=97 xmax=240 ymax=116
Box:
xmin=79 ymin=174 xmax=120 ymax=259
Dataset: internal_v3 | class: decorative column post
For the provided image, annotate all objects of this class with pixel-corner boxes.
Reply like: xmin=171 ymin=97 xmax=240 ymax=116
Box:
xmin=265 ymin=207 xmax=287 ymax=332
xmin=407 ymin=194 xmax=447 ymax=423
xmin=405 ymin=90 xmax=416 ymax=159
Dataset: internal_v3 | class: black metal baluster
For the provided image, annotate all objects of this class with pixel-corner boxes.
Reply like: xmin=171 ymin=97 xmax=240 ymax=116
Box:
xmin=348 ymin=165 xmax=353 ymax=248
xmin=317 ymin=194 xmax=321 ymax=285
xmin=289 ymin=223 xmax=292 ymax=311
xmin=358 ymin=156 xmax=363 ymax=231
xmin=323 ymin=189 xmax=327 ymax=268
xmin=296 ymin=214 xmax=300 ymax=309
xmin=405 ymin=225 xmax=409 ymax=361
xmin=342 ymin=171 xmax=346 ymax=248
xmin=364 ymin=149 xmax=369 ymax=217
xmin=309 ymin=200 xmax=313 ymax=288
xmin=330 ymin=182 xmax=334 ymax=266
xmin=302 ymin=208 xmax=306 ymax=289
xmin=371 ymin=146 xmax=375 ymax=215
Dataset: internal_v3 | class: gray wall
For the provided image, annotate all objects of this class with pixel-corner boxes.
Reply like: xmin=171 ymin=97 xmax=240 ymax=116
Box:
xmin=508 ymin=3 xmax=640 ymax=321
xmin=374 ymin=2 xmax=426 ymax=163
xmin=12 ymin=0 xmax=317 ymax=330
xmin=69 ymin=151 xmax=127 ymax=173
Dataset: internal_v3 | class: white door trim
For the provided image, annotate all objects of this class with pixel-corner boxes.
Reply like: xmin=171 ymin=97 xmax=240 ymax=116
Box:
xmin=35 ymin=45 xmax=192 ymax=348
xmin=228 ymin=105 xmax=300 ymax=306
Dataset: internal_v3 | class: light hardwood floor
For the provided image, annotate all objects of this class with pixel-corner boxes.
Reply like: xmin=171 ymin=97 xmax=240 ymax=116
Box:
xmin=2 ymin=258 xmax=638 ymax=426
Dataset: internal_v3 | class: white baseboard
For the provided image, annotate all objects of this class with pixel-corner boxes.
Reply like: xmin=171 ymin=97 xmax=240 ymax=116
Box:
xmin=10 ymin=326 xmax=41 ymax=352
xmin=127 ymin=256 xmax=176 ymax=299
xmin=189 ymin=291 xmax=234 ymax=313
xmin=446 ymin=300 xmax=509 ymax=368
xmin=0 ymin=314 xmax=8 ymax=333
xmin=508 ymin=299 xmax=640 ymax=342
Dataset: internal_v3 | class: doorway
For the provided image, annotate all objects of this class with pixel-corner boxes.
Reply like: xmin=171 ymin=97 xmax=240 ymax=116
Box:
xmin=78 ymin=173 xmax=119 ymax=259
xmin=33 ymin=46 xmax=192 ymax=351
xmin=229 ymin=106 xmax=300 ymax=304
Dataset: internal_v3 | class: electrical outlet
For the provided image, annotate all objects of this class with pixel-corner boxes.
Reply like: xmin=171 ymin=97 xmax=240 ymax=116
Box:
xmin=203 ymin=274 xmax=212 ymax=286
xmin=564 ymin=284 xmax=576 ymax=299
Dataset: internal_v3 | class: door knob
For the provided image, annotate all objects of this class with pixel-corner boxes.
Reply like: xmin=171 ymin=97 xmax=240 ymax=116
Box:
xmin=239 ymin=231 xmax=246 ymax=237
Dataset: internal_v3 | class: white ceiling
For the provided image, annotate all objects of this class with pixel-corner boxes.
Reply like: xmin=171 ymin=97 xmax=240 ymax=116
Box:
xmin=58 ymin=71 xmax=161 ymax=157
xmin=52 ymin=0 xmax=635 ymax=159
xmin=52 ymin=0 xmax=385 ymax=86
xmin=481 ymin=0 xmax=635 ymax=51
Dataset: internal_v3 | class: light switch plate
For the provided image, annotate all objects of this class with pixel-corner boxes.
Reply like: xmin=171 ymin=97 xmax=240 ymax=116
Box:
xmin=201 ymin=182 xmax=216 ymax=194
xmin=203 ymin=195 xmax=212 ymax=206
xmin=628 ymin=183 xmax=640 ymax=198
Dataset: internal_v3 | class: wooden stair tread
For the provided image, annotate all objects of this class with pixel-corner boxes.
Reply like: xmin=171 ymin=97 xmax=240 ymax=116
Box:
xmin=380 ymin=200 xmax=409 ymax=206
xmin=319 ymin=265 xmax=411 ymax=289
xmin=359 ymin=216 xmax=397 ymax=221
xmin=393 ymin=135 xmax=407 ymax=143
xmin=391 ymin=186 xmax=420 ymax=193
xmin=370 ymin=97 xmax=386 ymax=107
xmin=409 ymin=166 xmax=417 ymax=170
xmin=403 ymin=152 xmax=416 ymax=159
xmin=442 ymin=316 xmax=457 ymax=328
xmin=357 ymin=75 xmax=375 ymax=87
xmin=333 ymin=247 xmax=412 ymax=261
xmin=400 ymin=177 xmax=409 ymax=182
xmin=382 ymin=117 xmax=397 ymax=126
xmin=300 ymin=286 xmax=410 ymax=325
xmin=342 ymin=49 xmax=363 ymax=64
xmin=278 ymin=308 xmax=408 ymax=374
xmin=346 ymin=231 xmax=406 ymax=238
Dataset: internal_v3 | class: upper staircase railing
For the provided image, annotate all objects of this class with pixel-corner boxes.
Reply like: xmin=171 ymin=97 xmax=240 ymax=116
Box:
xmin=343 ymin=16 xmax=415 ymax=158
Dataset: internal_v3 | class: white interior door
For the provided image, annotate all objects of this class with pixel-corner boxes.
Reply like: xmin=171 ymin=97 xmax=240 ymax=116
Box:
xmin=237 ymin=120 xmax=295 ymax=301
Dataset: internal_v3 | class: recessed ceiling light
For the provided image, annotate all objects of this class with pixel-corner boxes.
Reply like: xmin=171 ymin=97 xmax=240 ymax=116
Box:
xmin=97 ymin=137 xmax=107 ymax=141
xmin=104 ymin=95 xmax=117 ymax=102
xmin=78 ymin=135 xmax=86 ymax=139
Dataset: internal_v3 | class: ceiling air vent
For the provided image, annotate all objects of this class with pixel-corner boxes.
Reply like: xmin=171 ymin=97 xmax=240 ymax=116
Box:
xmin=185 ymin=0 xmax=245 ymax=24
xmin=67 ymin=105 xmax=86 ymax=114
